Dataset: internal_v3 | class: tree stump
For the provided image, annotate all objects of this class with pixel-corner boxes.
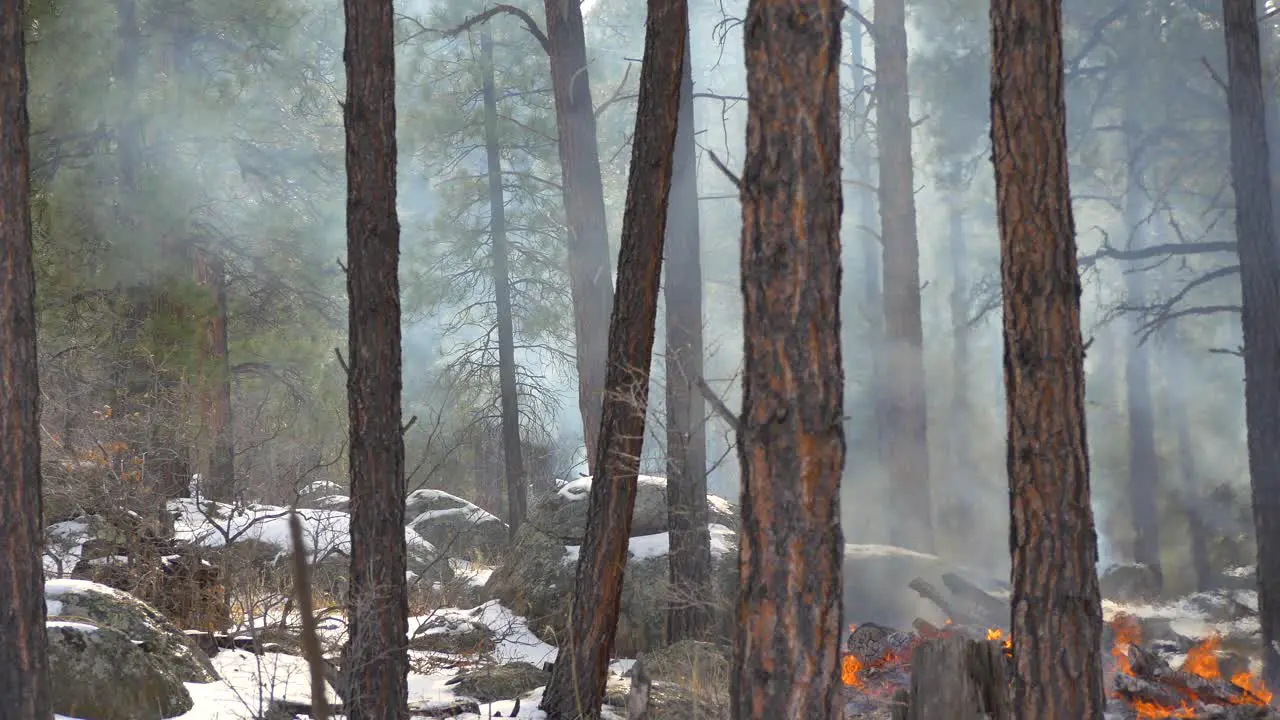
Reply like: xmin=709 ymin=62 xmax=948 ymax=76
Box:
xmin=890 ymin=636 xmax=1010 ymax=720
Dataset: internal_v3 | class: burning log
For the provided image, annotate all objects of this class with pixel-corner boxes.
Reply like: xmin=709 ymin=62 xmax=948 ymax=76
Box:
xmin=1125 ymin=643 xmax=1255 ymax=707
xmin=888 ymin=636 xmax=1010 ymax=720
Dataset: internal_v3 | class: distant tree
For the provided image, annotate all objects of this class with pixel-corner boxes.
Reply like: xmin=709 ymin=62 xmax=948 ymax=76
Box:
xmin=343 ymin=0 xmax=408 ymax=715
xmin=538 ymin=0 xmax=687 ymax=714
xmin=990 ymin=0 xmax=1105 ymax=715
xmin=664 ymin=23 xmax=713 ymax=644
xmin=1218 ymin=0 xmax=1280 ymax=690
xmin=731 ymin=0 xmax=845 ymax=717
xmin=874 ymin=0 xmax=934 ymax=553
xmin=0 ymin=0 xmax=52 ymax=715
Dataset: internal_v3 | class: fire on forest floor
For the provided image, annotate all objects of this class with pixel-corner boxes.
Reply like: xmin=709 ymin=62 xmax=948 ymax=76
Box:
xmin=840 ymin=615 xmax=1275 ymax=719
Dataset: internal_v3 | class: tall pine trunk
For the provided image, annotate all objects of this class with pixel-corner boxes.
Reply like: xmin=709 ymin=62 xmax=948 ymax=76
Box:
xmin=1122 ymin=88 xmax=1162 ymax=587
xmin=0 ymin=0 xmax=51 ymax=713
xmin=1220 ymin=0 xmax=1280 ymax=689
xmin=873 ymin=0 xmax=933 ymax=553
xmin=731 ymin=0 xmax=845 ymax=717
xmin=946 ymin=197 xmax=977 ymax=527
xmin=480 ymin=29 xmax=528 ymax=539
xmin=539 ymin=2 xmax=686 ymax=715
xmin=543 ymin=0 xmax=613 ymax=472
xmin=991 ymin=0 xmax=1105 ymax=714
xmin=343 ymin=0 xmax=408 ymax=714
xmin=194 ymin=247 xmax=235 ymax=502
xmin=664 ymin=23 xmax=712 ymax=644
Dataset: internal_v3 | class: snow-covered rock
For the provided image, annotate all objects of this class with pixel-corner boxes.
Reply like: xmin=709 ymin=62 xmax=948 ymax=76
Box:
xmin=405 ymin=489 xmax=508 ymax=560
xmin=530 ymin=475 xmax=739 ymax=543
xmin=45 ymin=578 xmax=218 ymax=683
xmin=47 ymin=621 xmax=194 ymax=720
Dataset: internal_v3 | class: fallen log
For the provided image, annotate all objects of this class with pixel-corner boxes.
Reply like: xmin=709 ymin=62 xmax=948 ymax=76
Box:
xmin=889 ymin=636 xmax=1009 ymax=720
xmin=907 ymin=577 xmax=987 ymax=627
xmin=1126 ymin=643 xmax=1254 ymax=707
xmin=940 ymin=572 xmax=1009 ymax=626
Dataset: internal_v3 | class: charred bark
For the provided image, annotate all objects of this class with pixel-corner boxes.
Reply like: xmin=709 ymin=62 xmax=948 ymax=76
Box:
xmin=990 ymin=0 xmax=1106 ymax=715
xmin=0 ymin=1 xmax=52 ymax=714
xmin=480 ymin=30 xmax=528 ymax=539
xmin=1122 ymin=86 xmax=1162 ymax=588
xmin=543 ymin=0 xmax=614 ymax=472
xmin=1220 ymin=0 xmax=1280 ymax=690
xmin=538 ymin=2 xmax=686 ymax=716
xmin=194 ymin=247 xmax=235 ymax=502
xmin=343 ymin=0 xmax=408 ymax=715
xmin=731 ymin=0 xmax=845 ymax=718
xmin=874 ymin=0 xmax=934 ymax=553
xmin=895 ymin=637 xmax=1010 ymax=720
xmin=664 ymin=25 xmax=712 ymax=645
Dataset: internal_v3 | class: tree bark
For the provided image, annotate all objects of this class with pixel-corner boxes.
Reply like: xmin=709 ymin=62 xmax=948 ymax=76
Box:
xmin=1121 ymin=84 xmax=1162 ymax=588
xmin=539 ymin=2 xmax=686 ymax=716
xmin=343 ymin=0 xmax=408 ymax=715
xmin=543 ymin=0 xmax=614 ymax=473
xmin=0 ymin=0 xmax=52 ymax=714
xmin=194 ymin=247 xmax=235 ymax=502
xmin=896 ymin=637 xmax=1010 ymax=720
xmin=874 ymin=0 xmax=934 ymax=553
xmin=990 ymin=0 xmax=1106 ymax=714
xmin=664 ymin=24 xmax=712 ymax=645
xmin=480 ymin=29 xmax=528 ymax=540
xmin=731 ymin=0 xmax=845 ymax=718
xmin=946 ymin=197 xmax=975 ymax=510
xmin=1220 ymin=0 xmax=1280 ymax=690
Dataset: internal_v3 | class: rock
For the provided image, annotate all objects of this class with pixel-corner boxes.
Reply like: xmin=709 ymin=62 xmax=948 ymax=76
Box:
xmin=406 ymin=489 xmax=509 ymax=561
xmin=529 ymin=476 xmax=739 ymax=543
xmin=446 ymin=661 xmax=550 ymax=703
xmin=842 ymin=544 xmax=1002 ymax=631
xmin=1101 ymin=563 xmax=1162 ymax=603
xmin=408 ymin=698 xmax=483 ymax=716
xmin=483 ymin=523 xmax=739 ymax=655
xmin=604 ymin=671 xmax=727 ymax=720
xmin=47 ymin=621 xmax=194 ymax=720
xmin=45 ymin=578 xmax=218 ymax=683
xmin=72 ymin=544 xmax=229 ymax=633
xmin=410 ymin=616 xmax=497 ymax=655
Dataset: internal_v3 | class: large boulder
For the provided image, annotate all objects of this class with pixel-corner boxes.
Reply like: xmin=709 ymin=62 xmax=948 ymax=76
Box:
xmin=71 ymin=544 xmax=229 ymax=633
xmin=528 ymin=476 xmax=739 ymax=544
xmin=45 ymin=578 xmax=218 ymax=683
xmin=47 ymin=620 xmax=194 ymax=720
xmin=483 ymin=521 xmax=739 ymax=655
xmin=405 ymin=489 xmax=508 ymax=560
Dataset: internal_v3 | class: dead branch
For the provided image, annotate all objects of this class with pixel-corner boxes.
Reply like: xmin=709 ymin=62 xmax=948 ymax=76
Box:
xmin=696 ymin=377 xmax=741 ymax=435
xmin=290 ymin=511 xmax=330 ymax=719
xmin=441 ymin=4 xmax=550 ymax=55
xmin=705 ymin=150 xmax=741 ymax=189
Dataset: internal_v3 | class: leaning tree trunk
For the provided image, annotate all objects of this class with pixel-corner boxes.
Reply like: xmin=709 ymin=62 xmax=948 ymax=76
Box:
xmin=990 ymin=0 xmax=1106 ymax=715
xmin=664 ymin=22 xmax=713 ymax=645
xmin=480 ymin=29 xmax=528 ymax=539
xmin=874 ymin=0 xmax=934 ymax=553
xmin=194 ymin=246 xmax=236 ymax=502
xmin=0 ymin=1 xmax=52 ymax=714
xmin=1220 ymin=0 xmax=1280 ymax=690
xmin=543 ymin=0 xmax=614 ymax=473
xmin=731 ymin=0 xmax=845 ymax=718
xmin=343 ymin=0 xmax=409 ymax=715
xmin=1121 ymin=86 xmax=1162 ymax=588
xmin=539 ymin=2 xmax=686 ymax=716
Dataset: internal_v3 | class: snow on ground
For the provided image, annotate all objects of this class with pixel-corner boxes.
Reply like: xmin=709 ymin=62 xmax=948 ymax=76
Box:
xmin=44 ymin=518 xmax=92 ymax=578
xmin=450 ymin=558 xmax=493 ymax=587
xmin=564 ymin=523 xmax=737 ymax=563
xmin=409 ymin=600 xmax=558 ymax=667
xmin=169 ymin=498 xmax=436 ymax=564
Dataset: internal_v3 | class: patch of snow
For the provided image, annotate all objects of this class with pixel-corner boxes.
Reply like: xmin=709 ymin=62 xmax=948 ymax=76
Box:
xmin=411 ymin=601 xmax=557 ymax=666
xmin=556 ymin=475 xmax=667 ymax=502
xmin=46 ymin=599 xmax=63 ymax=616
xmin=449 ymin=558 xmax=494 ymax=587
xmin=46 ymin=577 xmax=131 ymax=600
xmin=565 ymin=523 xmax=737 ymax=563
xmin=300 ymin=479 xmax=344 ymax=496
xmin=46 ymin=620 xmax=98 ymax=633
xmin=707 ymin=494 xmax=734 ymax=515
xmin=44 ymin=518 xmax=92 ymax=578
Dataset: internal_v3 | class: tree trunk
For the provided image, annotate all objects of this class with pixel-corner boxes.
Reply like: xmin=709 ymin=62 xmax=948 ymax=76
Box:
xmin=663 ymin=24 xmax=712 ymax=645
xmin=0 ymin=2 xmax=52 ymax=714
xmin=946 ymin=197 xmax=975 ymax=504
xmin=894 ymin=637 xmax=1010 ymax=720
xmin=1220 ymin=0 xmax=1280 ymax=690
xmin=343 ymin=0 xmax=408 ymax=715
xmin=194 ymin=247 xmax=235 ymax=502
xmin=539 ymin=3 xmax=686 ymax=716
xmin=1121 ymin=93 xmax=1162 ymax=588
xmin=990 ymin=0 xmax=1106 ymax=715
xmin=731 ymin=0 xmax=845 ymax=718
xmin=480 ymin=29 xmax=528 ymax=540
xmin=874 ymin=0 xmax=934 ymax=553
xmin=543 ymin=0 xmax=614 ymax=473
